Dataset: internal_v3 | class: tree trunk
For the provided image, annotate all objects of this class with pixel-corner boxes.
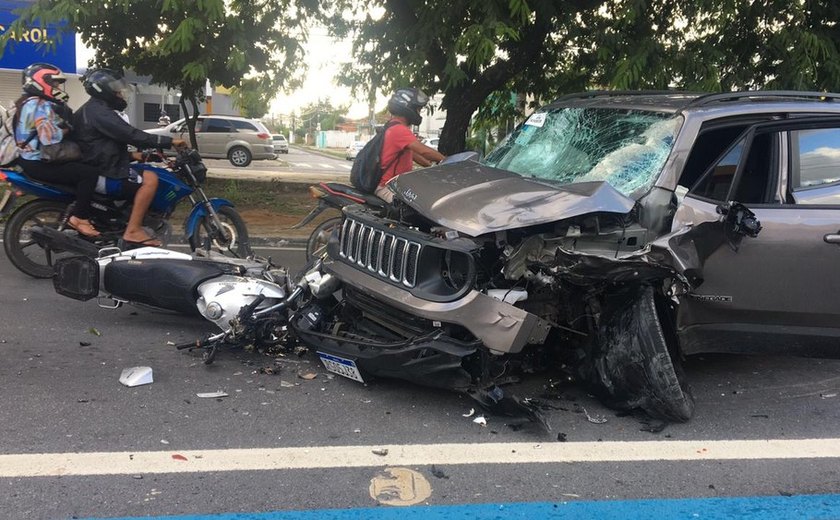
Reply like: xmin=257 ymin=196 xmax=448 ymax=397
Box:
xmin=438 ymin=94 xmax=477 ymax=156
xmin=180 ymin=94 xmax=201 ymax=152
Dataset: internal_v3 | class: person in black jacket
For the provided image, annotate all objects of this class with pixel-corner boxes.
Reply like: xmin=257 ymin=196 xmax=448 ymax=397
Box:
xmin=74 ymin=69 xmax=186 ymax=246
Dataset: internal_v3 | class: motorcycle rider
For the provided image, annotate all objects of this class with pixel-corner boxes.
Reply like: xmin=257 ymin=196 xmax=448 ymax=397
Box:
xmin=14 ymin=63 xmax=104 ymax=237
xmin=74 ymin=68 xmax=187 ymax=247
xmin=374 ymin=88 xmax=445 ymax=202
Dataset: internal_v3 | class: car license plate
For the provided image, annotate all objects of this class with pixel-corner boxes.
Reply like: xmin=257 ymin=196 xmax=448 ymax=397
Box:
xmin=318 ymin=352 xmax=364 ymax=383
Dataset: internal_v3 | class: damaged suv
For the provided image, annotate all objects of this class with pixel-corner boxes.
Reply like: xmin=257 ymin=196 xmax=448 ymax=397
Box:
xmin=293 ymin=91 xmax=840 ymax=421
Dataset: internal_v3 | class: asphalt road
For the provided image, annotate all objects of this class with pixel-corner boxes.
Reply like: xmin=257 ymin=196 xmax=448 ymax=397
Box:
xmin=2 ymin=243 xmax=840 ymax=519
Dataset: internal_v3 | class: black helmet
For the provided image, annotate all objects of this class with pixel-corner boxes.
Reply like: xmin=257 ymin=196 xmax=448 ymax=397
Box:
xmin=22 ymin=62 xmax=68 ymax=103
xmin=387 ymin=88 xmax=429 ymax=126
xmin=83 ymin=68 xmax=129 ymax=110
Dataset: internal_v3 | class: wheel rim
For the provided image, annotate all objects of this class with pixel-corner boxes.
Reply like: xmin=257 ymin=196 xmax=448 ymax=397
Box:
xmin=230 ymin=149 xmax=248 ymax=165
xmin=197 ymin=218 xmax=238 ymax=251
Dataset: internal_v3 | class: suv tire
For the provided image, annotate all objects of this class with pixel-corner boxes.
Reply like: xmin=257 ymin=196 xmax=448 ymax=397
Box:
xmin=228 ymin=146 xmax=252 ymax=167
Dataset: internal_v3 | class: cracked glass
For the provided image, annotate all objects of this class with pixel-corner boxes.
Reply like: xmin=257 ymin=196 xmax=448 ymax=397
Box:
xmin=483 ymin=108 xmax=681 ymax=197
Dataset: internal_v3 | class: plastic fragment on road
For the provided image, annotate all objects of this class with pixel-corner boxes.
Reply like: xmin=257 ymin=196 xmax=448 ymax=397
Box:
xmin=430 ymin=465 xmax=449 ymax=479
xmin=88 ymin=327 xmax=101 ymax=336
xmin=462 ymin=408 xmax=475 ymax=418
xmin=371 ymin=448 xmax=389 ymax=456
xmin=583 ymin=407 xmax=608 ymax=424
xmin=119 ymin=366 xmax=153 ymax=387
xmin=298 ymin=371 xmax=317 ymax=380
xmin=196 ymin=391 xmax=229 ymax=398
xmin=171 ymin=454 xmax=188 ymax=461
xmin=473 ymin=416 xmax=487 ymax=426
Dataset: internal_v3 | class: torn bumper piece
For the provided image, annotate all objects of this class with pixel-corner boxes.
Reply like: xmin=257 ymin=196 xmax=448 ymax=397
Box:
xmin=322 ymin=260 xmax=551 ymax=354
xmin=291 ymin=319 xmax=479 ymax=390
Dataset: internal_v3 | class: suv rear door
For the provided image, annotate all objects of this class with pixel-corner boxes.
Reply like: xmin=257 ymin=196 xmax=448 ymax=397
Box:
xmin=197 ymin=117 xmax=235 ymax=156
xmin=676 ymin=116 xmax=840 ymax=356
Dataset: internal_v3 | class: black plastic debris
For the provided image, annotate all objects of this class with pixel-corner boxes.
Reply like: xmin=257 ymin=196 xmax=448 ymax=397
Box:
xmin=430 ymin=465 xmax=449 ymax=479
xmin=468 ymin=386 xmax=550 ymax=431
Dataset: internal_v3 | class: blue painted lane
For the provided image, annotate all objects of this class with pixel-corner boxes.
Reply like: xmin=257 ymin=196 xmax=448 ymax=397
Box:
xmin=86 ymin=494 xmax=840 ymax=520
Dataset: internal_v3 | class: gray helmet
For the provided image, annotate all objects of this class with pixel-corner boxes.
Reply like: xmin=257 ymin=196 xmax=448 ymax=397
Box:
xmin=387 ymin=88 xmax=429 ymax=126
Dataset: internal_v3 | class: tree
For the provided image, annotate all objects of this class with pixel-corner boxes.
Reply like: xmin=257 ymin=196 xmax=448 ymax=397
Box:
xmin=230 ymin=78 xmax=272 ymax=119
xmin=1 ymin=0 xmax=316 ymax=148
xmin=332 ymin=0 xmax=840 ymax=155
xmin=330 ymin=0 xmax=602 ymax=154
xmin=298 ymin=98 xmax=349 ymax=138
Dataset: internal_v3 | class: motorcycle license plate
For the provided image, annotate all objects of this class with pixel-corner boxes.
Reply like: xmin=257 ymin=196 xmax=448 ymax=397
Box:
xmin=318 ymin=352 xmax=364 ymax=383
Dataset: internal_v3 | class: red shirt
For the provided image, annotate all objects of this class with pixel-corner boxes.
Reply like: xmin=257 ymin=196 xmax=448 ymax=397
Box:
xmin=378 ymin=122 xmax=416 ymax=187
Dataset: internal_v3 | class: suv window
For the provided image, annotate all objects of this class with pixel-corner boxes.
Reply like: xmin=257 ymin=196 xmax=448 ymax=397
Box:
xmin=203 ymin=118 xmax=233 ymax=133
xmin=790 ymin=128 xmax=840 ymax=190
xmin=231 ymin=120 xmax=258 ymax=132
xmin=690 ymin=132 xmax=776 ymax=204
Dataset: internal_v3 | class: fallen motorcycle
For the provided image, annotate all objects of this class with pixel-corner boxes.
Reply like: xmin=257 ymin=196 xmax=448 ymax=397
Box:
xmin=52 ymin=247 xmax=319 ymax=364
xmin=1 ymin=148 xmax=252 ymax=278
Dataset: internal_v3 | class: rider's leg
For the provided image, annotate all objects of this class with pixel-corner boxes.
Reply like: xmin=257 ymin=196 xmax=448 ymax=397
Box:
xmin=18 ymin=159 xmax=101 ymax=237
xmin=122 ymin=170 xmax=160 ymax=245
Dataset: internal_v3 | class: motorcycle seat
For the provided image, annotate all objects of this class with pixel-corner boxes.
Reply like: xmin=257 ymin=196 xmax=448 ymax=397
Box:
xmin=321 ymin=182 xmax=386 ymax=208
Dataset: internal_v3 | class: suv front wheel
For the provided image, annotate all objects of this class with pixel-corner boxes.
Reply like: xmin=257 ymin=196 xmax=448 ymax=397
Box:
xmin=228 ymin=146 xmax=252 ymax=167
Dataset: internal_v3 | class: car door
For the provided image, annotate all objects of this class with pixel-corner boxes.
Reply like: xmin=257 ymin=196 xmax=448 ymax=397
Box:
xmin=676 ymin=117 xmax=840 ymax=356
xmin=196 ymin=117 xmax=234 ymax=157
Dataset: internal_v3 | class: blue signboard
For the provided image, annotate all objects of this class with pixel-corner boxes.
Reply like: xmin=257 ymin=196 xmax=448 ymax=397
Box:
xmin=0 ymin=1 xmax=76 ymax=73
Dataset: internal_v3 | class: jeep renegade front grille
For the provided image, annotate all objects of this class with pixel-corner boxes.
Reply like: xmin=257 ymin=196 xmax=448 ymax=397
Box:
xmin=339 ymin=218 xmax=421 ymax=287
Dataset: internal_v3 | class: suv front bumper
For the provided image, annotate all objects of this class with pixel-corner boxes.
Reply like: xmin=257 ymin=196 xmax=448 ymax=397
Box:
xmin=323 ymin=259 xmax=550 ymax=354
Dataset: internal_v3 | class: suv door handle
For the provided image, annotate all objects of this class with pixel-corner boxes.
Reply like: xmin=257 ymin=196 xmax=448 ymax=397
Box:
xmin=824 ymin=233 xmax=840 ymax=244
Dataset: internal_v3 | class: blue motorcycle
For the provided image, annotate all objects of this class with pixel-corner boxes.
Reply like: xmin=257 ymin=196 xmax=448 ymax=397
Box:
xmin=0 ymin=149 xmax=251 ymax=278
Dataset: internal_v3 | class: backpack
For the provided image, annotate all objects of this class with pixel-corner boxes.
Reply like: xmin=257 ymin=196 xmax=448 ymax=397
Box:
xmin=0 ymin=104 xmax=21 ymax=166
xmin=349 ymin=121 xmax=399 ymax=193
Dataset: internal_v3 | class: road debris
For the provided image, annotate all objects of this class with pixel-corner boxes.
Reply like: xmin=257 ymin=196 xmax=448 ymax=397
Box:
xmin=297 ymin=371 xmax=317 ymax=380
xmin=582 ymin=407 xmax=608 ymax=424
xmin=171 ymin=454 xmax=188 ymax=461
xmin=430 ymin=465 xmax=449 ymax=479
xmin=371 ymin=448 xmax=389 ymax=456
xmin=462 ymin=408 xmax=475 ymax=418
xmin=821 ymin=393 xmax=837 ymax=399
xmin=557 ymin=433 xmax=567 ymax=442
xmin=196 ymin=391 xmax=228 ymax=398
xmin=279 ymin=380 xmax=296 ymax=388
xmin=88 ymin=327 xmax=101 ymax=336
xmin=473 ymin=416 xmax=487 ymax=426
xmin=119 ymin=366 xmax=153 ymax=387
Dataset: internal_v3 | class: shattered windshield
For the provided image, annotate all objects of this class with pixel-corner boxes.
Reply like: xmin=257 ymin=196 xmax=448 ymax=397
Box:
xmin=483 ymin=107 xmax=681 ymax=197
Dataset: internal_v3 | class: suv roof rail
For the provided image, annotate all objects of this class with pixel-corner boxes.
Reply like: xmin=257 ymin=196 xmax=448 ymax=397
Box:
xmin=683 ymin=90 xmax=840 ymax=109
xmin=551 ymin=90 xmax=699 ymax=103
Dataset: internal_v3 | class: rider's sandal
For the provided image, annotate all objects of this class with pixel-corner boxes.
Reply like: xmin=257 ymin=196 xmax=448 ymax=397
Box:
xmin=67 ymin=216 xmax=101 ymax=238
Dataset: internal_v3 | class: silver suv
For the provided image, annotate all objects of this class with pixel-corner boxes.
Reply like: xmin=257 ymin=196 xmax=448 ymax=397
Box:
xmin=294 ymin=91 xmax=840 ymax=422
xmin=147 ymin=115 xmax=275 ymax=167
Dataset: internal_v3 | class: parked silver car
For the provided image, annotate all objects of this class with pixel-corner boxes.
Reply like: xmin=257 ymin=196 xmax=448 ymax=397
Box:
xmin=294 ymin=91 xmax=840 ymax=422
xmin=345 ymin=141 xmax=365 ymax=160
xmin=147 ymin=115 xmax=275 ymax=167
xmin=272 ymin=134 xmax=289 ymax=154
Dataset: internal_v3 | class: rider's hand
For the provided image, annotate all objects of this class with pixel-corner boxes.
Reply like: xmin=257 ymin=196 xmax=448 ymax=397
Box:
xmin=172 ymin=138 xmax=189 ymax=150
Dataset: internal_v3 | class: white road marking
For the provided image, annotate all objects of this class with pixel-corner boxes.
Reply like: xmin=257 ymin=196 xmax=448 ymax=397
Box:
xmin=318 ymin=163 xmax=335 ymax=169
xmin=2 ymin=439 xmax=840 ymax=477
xmin=293 ymin=163 xmax=313 ymax=168
xmin=340 ymin=164 xmax=352 ymax=170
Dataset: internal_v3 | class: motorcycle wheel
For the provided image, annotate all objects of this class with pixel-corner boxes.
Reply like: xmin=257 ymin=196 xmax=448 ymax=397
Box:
xmin=188 ymin=205 xmax=253 ymax=258
xmin=3 ymin=199 xmax=72 ymax=278
xmin=306 ymin=216 xmax=341 ymax=261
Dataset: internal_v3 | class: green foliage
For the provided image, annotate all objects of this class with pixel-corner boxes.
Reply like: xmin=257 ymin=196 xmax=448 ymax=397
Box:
xmin=332 ymin=0 xmax=840 ymax=154
xmin=230 ymin=78 xmax=272 ymax=119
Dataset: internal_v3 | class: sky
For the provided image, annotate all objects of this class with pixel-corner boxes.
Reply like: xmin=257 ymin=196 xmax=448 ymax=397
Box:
xmin=269 ymin=27 xmax=385 ymax=121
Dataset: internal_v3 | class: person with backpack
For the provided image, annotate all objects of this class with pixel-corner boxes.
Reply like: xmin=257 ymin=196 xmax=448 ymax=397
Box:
xmin=13 ymin=62 xmax=104 ymax=237
xmin=374 ymin=88 xmax=445 ymax=202
xmin=73 ymin=68 xmax=186 ymax=247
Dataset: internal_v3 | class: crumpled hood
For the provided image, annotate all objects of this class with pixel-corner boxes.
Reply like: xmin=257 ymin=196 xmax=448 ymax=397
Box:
xmin=390 ymin=161 xmax=636 ymax=236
